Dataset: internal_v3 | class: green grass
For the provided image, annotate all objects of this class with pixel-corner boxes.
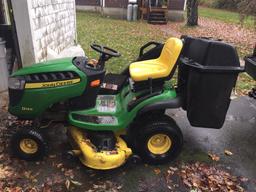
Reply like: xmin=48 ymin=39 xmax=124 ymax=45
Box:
xmin=77 ymin=11 xmax=167 ymax=73
xmin=199 ymin=7 xmax=255 ymax=28
xmin=236 ymin=73 xmax=255 ymax=95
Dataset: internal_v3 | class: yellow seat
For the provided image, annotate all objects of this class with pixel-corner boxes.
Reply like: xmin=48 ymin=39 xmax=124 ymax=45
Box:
xmin=129 ymin=37 xmax=183 ymax=82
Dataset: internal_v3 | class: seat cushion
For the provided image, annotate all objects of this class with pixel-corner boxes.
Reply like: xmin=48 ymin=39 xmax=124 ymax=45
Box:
xmin=129 ymin=37 xmax=183 ymax=82
xmin=129 ymin=59 xmax=169 ymax=81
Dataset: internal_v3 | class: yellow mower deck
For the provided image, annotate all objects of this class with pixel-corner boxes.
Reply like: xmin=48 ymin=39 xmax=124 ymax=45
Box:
xmin=69 ymin=126 xmax=132 ymax=170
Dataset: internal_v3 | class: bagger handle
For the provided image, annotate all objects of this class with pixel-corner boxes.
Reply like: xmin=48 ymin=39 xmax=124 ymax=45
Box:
xmin=180 ymin=57 xmax=245 ymax=73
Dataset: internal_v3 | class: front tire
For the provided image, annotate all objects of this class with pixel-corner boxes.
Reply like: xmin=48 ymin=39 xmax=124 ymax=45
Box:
xmin=135 ymin=115 xmax=183 ymax=165
xmin=10 ymin=128 xmax=48 ymax=161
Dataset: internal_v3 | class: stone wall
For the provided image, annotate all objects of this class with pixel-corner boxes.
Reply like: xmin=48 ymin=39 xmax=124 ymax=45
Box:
xmin=12 ymin=0 xmax=76 ymax=66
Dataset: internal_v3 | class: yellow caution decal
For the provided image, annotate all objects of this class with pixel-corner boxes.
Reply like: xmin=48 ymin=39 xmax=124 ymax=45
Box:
xmin=25 ymin=78 xmax=81 ymax=89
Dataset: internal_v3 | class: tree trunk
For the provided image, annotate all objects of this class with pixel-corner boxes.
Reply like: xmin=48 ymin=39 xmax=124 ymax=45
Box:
xmin=187 ymin=0 xmax=199 ymax=26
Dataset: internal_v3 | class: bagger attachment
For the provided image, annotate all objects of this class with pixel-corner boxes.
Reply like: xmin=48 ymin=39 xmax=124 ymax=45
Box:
xmin=177 ymin=36 xmax=244 ymax=128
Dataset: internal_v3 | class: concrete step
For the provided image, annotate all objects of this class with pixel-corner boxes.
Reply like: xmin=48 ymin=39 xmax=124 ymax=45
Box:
xmin=148 ymin=16 xmax=167 ymax=21
xmin=148 ymin=10 xmax=167 ymax=25
xmin=148 ymin=20 xmax=167 ymax=25
xmin=149 ymin=12 xmax=165 ymax=17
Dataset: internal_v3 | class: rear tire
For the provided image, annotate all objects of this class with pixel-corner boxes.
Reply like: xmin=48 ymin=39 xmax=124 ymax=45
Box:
xmin=135 ymin=115 xmax=183 ymax=165
xmin=10 ymin=128 xmax=48 ymax=161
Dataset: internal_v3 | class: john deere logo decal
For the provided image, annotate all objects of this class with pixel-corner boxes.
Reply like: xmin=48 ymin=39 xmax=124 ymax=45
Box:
xmin=25 ymin=79 xmax=81 ymax=89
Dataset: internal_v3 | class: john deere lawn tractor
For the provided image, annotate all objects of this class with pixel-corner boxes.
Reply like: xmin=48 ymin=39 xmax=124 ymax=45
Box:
xmin=8 ymin=36 xmax=243 ymax=170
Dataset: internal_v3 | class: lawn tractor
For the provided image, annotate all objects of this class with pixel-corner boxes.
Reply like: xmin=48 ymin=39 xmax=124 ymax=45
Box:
xmin=8 ymin=36 xmax=244 ymax=170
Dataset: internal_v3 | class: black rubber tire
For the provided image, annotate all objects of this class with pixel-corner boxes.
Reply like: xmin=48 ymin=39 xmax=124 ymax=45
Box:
xmin=10 ymin=128 xmax=48 ymax=161
xmin=135 ymin=115 xmax=183 ymax=165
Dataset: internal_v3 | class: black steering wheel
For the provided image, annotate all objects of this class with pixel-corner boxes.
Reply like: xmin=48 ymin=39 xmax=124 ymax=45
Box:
xmin=90 ymin=43 xmax=121 ymax=58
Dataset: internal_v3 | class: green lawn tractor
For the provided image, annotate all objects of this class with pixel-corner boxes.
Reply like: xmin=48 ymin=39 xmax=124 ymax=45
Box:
xmin=8 ymin=36 xmax=243 ymax=170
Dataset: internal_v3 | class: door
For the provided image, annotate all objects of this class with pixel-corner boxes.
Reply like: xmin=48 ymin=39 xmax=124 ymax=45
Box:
xmin=150 ymin=0 xmax=168 ymax=8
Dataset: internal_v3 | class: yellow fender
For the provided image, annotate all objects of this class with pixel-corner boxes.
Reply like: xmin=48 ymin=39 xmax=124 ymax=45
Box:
xmin=69 ymin=126 xmax=132 ymax=170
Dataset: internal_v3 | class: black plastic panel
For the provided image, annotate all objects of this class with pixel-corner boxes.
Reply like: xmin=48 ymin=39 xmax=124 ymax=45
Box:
xmin=99 ymin=73 xmax=128 ymax=95
xmin=245 ymin=57 xmax=256 ymax=80
xmin=9 ymin=89 xmax=24 ymax=107
xmin=178 ymin=36 xmax=243 ymax=129
xmin=70 ymin=57 xmax=106 ymax=110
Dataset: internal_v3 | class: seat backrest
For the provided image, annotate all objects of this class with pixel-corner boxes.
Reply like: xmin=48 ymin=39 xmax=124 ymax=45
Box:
xmin=159 ymin=37 xmax=183 ymax=74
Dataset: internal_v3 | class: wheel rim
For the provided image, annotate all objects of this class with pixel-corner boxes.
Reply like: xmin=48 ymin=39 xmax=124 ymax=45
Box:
xmin=19 ymin=139 xmax=38 ymax=154
xmin=147 ymin=134 xmax=172 ymax=155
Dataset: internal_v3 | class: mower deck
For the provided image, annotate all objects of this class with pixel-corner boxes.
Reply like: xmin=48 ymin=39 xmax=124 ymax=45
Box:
xmin=69 ymin=126 xmax=132 ymax=170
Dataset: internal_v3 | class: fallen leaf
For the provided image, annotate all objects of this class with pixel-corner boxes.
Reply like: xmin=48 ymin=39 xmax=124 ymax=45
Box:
xmin=167 ymin=185 xmax=172 ymax=189
xmin=224 ymin=150 xmax=233 ymax=156
xmin=56 ymin=163 xmax=63 ymax=168
xmin=171 ymin=162 xmax=245 ymax=192
xmin=183 ymin=179 xmax=192 ymax=188
xmin=49 ymin=155 xmax=57 ymax=158
xmin=117 ymin=185 xmax=122 ymax=190
xmin=240 ymin=177 xmax=249 ymax=182
xmin=169 ymin=166 xmax=178 ymax=172
xmin=65 ymin=179 xmax=70 ymax=190
xmin=71 ymin=179 xmax=82 ymax=186
xmin=154 ymin=168 xmax=161 ymax=175
xmin=208 ymin=152 xmax=220 ymax=161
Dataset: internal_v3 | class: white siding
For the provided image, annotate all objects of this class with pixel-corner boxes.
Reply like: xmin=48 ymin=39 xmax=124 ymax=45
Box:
xmin=12 ymin=0 xmax=76 ymax=66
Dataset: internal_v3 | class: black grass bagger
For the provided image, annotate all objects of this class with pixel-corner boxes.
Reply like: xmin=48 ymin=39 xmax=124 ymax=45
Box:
xmin=177 ymin=36 xmax=244 ymax=128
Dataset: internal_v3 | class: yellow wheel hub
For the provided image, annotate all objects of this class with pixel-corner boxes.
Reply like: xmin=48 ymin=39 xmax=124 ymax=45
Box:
xmin=19 ymin=139 xmax=38 ymax=154
xmin=147 ymin=134 xmax=172 ymax=155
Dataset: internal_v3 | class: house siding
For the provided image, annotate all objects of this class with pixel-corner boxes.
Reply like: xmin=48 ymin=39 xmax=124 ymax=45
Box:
xmin=76 ymin=0 xmax=185 ymax=21
xmin=76 ymin=0 xmax=100 ymax=6
xmin=12 ymin=0 xmax=76 ymax=66
xmin=105 ymin=0 xmax=128 ymax=8
xmin=31 ymin=0 xmax=76 ymax=62
xmin=76 ymin=0 xmax=185 ymax=11
xmin=168 ymin=0 xmax=185 ymax=10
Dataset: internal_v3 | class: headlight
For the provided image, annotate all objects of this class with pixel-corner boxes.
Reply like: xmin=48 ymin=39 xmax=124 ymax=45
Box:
xmin=8 ymin=77 xmax=25 ymax=90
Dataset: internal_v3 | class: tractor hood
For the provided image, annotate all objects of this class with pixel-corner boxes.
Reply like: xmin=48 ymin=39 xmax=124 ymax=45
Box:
xmin=12 ymin=58 xmax=75 ymax=76
xmin=8 ymin=57 xmax=88 ymax=119
xmin=8 ymin=56 xmax=106 ymax=119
